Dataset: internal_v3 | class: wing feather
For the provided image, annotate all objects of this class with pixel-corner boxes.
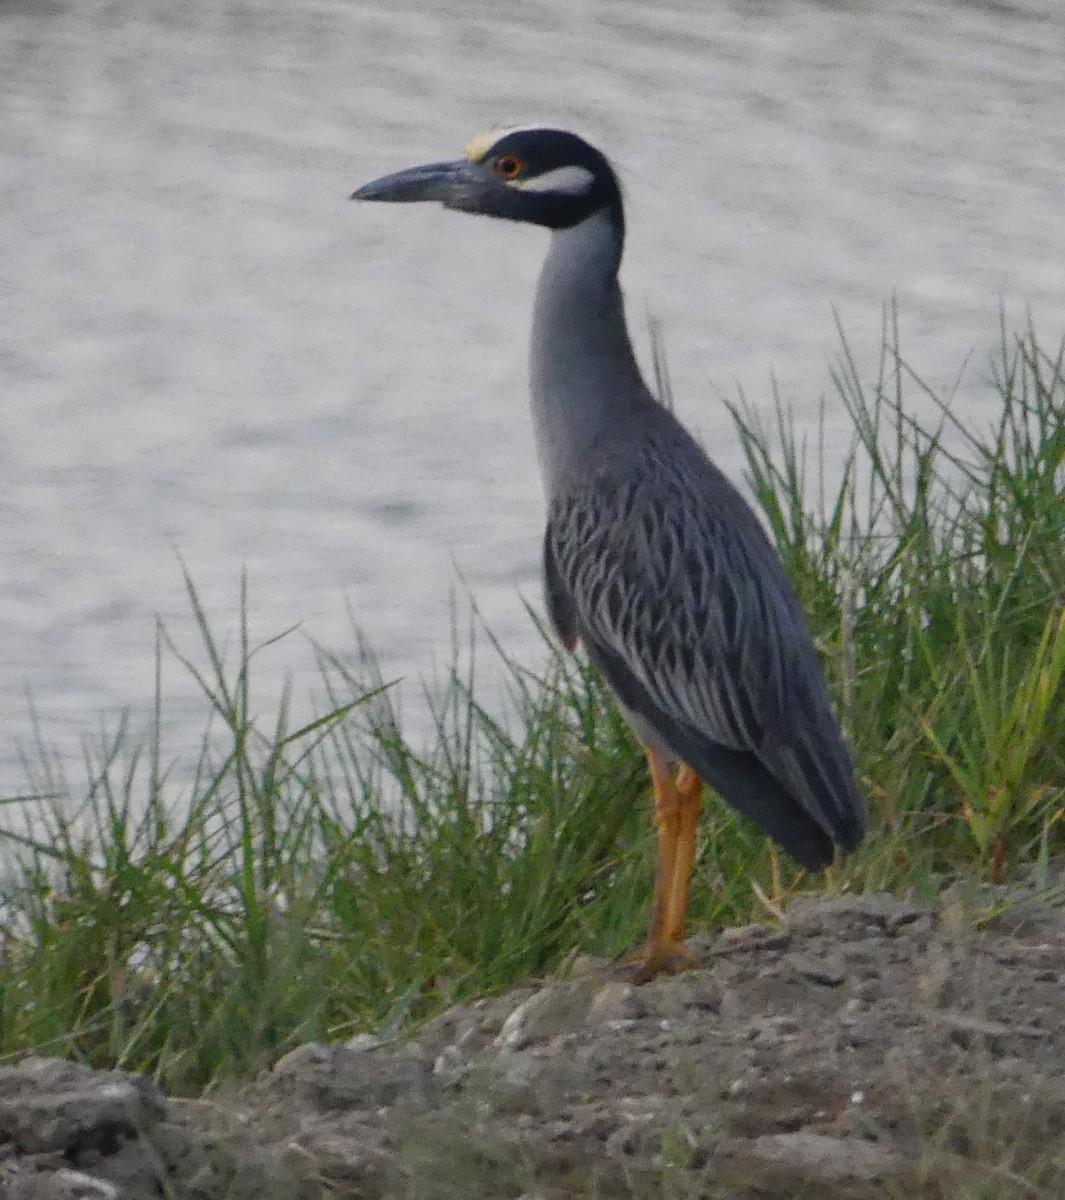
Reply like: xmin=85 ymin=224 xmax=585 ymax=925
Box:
xmin=543 ymin=435 xmax=864 ymax=851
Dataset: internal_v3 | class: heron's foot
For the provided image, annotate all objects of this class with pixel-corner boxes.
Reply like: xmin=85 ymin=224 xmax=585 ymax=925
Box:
xmin=622 ymin=938 xmax=697 ymax=985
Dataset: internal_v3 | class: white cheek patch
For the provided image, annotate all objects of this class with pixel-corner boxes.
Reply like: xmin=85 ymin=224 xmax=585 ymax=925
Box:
xmin=515 ymin=165 xmax=595 ymax=195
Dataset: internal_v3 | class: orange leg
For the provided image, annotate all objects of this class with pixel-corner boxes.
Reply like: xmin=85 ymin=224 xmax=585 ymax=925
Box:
xmin=631 ymin=750 xmax=702 ymax=981
xmin=645 ymin=748 xmax=681 ymax=959
xmin=665 ymin=764 xmax=702 ymax=944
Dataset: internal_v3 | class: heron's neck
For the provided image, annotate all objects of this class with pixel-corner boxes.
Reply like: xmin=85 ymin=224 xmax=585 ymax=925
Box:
xmin=529 ymin=209 xmax=651 ymax=497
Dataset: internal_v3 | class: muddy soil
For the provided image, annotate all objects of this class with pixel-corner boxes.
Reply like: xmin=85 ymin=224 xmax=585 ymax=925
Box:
xmin=4 ymin=890 xmax=1065 ymax=1199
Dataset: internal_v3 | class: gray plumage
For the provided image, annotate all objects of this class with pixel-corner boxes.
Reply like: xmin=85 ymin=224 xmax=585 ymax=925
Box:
xmin=542 ymin=407 xmax=862 ymax=870
xmin=532 ymin=207 xmax=863 ymax=870
xmin=353 ymin=125 xmax=866 ymax=876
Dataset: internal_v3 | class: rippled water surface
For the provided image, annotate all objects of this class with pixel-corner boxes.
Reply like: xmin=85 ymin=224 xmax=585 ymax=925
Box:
xmin=2 ymin=0 xmax=1064 ymax=788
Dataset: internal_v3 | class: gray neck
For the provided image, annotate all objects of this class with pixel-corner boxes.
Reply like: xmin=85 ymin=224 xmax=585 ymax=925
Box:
xmin=528 ymin=210 xmax=652 ymax=498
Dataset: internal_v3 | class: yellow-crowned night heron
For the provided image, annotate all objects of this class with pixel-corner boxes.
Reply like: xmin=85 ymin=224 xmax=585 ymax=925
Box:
xmin=353 ymin=126 xmax=866 ymax=979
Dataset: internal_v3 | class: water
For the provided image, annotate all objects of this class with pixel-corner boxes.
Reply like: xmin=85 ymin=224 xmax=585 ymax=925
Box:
xmin=2 ymin=0 xmax=1064 ymax=792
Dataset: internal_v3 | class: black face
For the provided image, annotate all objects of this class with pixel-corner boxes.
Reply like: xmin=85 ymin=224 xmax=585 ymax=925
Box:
xmin=472 ymin=127 xmax=624 ymax=233
xmin=353 ymin=126 xmax=625 ymax=241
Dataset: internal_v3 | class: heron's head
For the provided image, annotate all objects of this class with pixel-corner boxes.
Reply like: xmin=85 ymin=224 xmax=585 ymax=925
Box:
xmin=352 ymin=126 xmax=624 ymax=237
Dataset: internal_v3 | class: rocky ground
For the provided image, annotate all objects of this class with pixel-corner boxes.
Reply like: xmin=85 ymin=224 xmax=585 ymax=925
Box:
xmin=4 ymin=890 xmax=1065 ymax=1199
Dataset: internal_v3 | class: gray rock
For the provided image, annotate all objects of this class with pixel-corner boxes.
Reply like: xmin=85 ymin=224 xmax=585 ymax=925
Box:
xmin=432 ymin=1045 xmax=469 ymax=1089
xmin=931 ymin=1011 xmax=1049 ymax=1053
xmin=0 ymin=1165 xmax=121 ymax=1200
xmin=791 ymin=954 xmax=847 ymax=987
xmin=744 ymin=1131 xmax=908 ymax=1183
xmin=0 ymin=1058 xmax=166 ymax=1156
xmin=494 ymin=981 xmax=598 ymax=1052
xmin=588 ymin=981 xmax=644 ymax=1025
xmin=718 ymin=924 xmax=792 ymax=953
xmin=268 ymin=1041 xmax=436 ymax=1115
xmin=271 ymin=1043 xmax=333 ymax=1080
xmin=787 ymin=894 xmax=931 ymax=939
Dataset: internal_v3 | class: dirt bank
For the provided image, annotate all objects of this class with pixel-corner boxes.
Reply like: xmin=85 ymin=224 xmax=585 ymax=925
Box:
xmin=4 ymin=890 xmax=1065 ymax=1199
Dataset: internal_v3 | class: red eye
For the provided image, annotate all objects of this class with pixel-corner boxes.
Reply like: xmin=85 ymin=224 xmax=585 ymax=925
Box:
xmin=493 ymin=154 xmax=524 ymax=181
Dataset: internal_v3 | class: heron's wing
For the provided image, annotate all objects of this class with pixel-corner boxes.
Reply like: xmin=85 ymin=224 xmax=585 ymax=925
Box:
xmin=543 ymin=525 xmax=579 ymax=651
xmin=546 ymin=459 xmax=797 ymax=752
xmin=544 ymin=446 xmax=862 ymax=848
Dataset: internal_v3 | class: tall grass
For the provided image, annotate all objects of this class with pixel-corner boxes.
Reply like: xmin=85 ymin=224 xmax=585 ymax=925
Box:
xmin=0 ymin=322 xmax=1062 ymax=1093
xmin=730 ymin=315 xmax=1065 ymax=883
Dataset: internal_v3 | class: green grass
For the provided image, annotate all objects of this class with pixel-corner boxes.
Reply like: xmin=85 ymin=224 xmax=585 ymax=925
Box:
xmin=0 ymin=320 xmax=1063 ymax=1095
